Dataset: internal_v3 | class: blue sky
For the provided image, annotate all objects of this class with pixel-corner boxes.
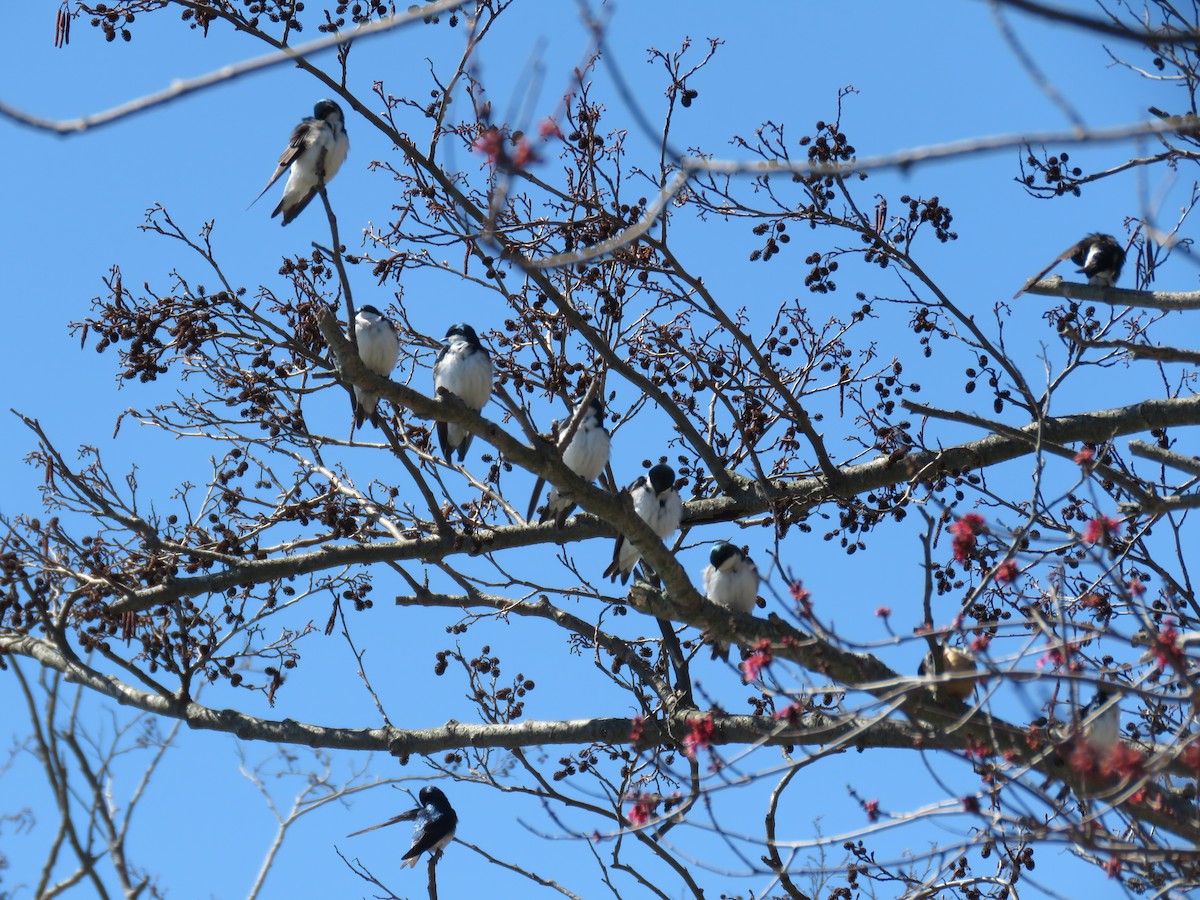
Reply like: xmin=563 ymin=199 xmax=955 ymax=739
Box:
xmin=1 ymin=1 xmax=1189 ymax=897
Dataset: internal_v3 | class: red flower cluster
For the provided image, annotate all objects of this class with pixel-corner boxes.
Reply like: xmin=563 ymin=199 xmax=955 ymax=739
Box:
xmin=1074 ymin=447 xmax=1095 ymax=466
xmin=864 ymin=798 xmax=880 ymax=822
xmin=963 ymin=738 xmax=995 ymax=760
xmin=1100 ymin=742 xmax=1145 ymax=781
xmin=741 ymin=639 xmax=773 ymax=683
xmin=1151 ymin=624 xmax=1187 ymax=677
xmin=970 ymin=633 xmax=992 ymax=653
xmin=1068 ymin=737 xmax=1144 ymax=781
xmin=683 ymin=715 xmax=714 ymax=758
xmin=949 ymin=513 xmax=986 ymax=562
xmin=1180 ymin=742 xmax=1200 ymax=776
xmin=789 ymin=580 xmax=812 ymax=615
xmin=774 ymin=702 xmax=802 ymax=726
xmin=1082 ymin=515 xmax=1122 ymax=544
xmin=626 ymin=793 xmax=656 ymax=827
xmin=629 ymin=716 xmax=645 ymax=743
xmin=995 ymin=560 xmax=1019 ymax=583
xmin=473 ymin=117 xmax=561 ymax=171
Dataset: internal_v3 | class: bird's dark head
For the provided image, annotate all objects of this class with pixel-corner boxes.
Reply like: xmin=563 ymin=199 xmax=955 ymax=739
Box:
xmin=358 ymin=304 xmax=382 ymax=318
xmin=444 ymin=323 xmax=480 ymax=345
xmin=709 ymin=541 xmax=739 ymax=569
xmin=1092 ymin=687 xmax=1112 ymax=705
xmin=586 ymin=397 xmax=606 ymax=420
xmin=419 ymin=786 xmax=450 ymax=808
xmin=314 ymin=99 xmax=344 ymax=123
xmin=647 ymin=464 xmax=675 ymax=495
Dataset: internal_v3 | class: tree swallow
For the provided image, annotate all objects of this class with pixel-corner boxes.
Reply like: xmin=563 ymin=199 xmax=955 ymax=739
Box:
xmin=432 ymin=323 xmax=493 ymax=462
xmin=254 ymin=99 xmax=350 ymax=226
xmin=349 ymin=305 xmax=400 ymax=429
xmin=528 ymin=398 xmax=611 ymax=527
xmin=918 ymin=644 xmax=979 ymax=702
xmin=703 ymin=541 xmax=759 ymax=660
xmin=1080 ymin=686 xmax=1120 ymax=755
xmin=603 ymin=463 xmax=682 ymax=584
xmin=1013 ymin=232 xmax=1126 ymax=297
xmin=346 ymin=786 xmax=458 ymax=869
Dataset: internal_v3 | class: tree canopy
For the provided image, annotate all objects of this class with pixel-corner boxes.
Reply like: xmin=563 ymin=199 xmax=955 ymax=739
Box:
xmin=5 ymin=1 xmax=1200 ymax=897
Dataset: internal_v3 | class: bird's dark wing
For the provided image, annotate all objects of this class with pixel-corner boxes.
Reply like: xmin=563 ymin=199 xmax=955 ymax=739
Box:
xmin=401 ymin=813 xmax=454 ymax=861
xmin=346 ymin=808 xmax=420 ymax=837
xmin=252 ymin=118 xmax=318 ymax=206
xmin=1012 ymin=238 xmax=1086 ymax=299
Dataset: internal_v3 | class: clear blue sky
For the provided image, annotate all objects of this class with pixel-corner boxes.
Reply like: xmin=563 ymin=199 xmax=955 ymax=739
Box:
xmin=1 ymin=1 xmax=1185 ymax=897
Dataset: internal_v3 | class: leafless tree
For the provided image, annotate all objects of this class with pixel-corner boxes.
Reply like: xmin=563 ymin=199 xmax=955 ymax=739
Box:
xmin=5 ymin=0 xmax=1200 ymax=897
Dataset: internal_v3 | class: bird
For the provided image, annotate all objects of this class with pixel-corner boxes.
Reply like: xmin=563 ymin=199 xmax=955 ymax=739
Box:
xmin=346 ymin=786 xmax=458 ymax=869
xmin=918 ymin=644 xmax=980 ymax=702
xmin=602 ymin=463 xmax=682 ymax=584
xmin=432 ymin=323 xmax=493 ymax=462
xmin=703 ymin=541 xmax=760 ymax=660
xmin=349 ymin=305 xmax=400 ymax=429
xmin=1013 ymin=232 xmax=1126 ymax=298
xmin=253 ymin=99 xmax=350 ymax=226
xmin=1079 ymin=686 xmax=1121 ymax=756
xmin=527 ymin=398 xmax=611 ymax=527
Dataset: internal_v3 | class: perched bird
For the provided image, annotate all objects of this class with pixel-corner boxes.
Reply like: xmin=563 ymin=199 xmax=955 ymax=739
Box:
xmin=527 ymin=398 xmax=611 ymax=527
xmin=432 ymin=323 xmax=493 ymax=462
xmin=346 ymin=786 xmax=458 ymax=869
xmin=254 ymin=99 xmax=350 ymax=226
xmin=1080 ymin=686 xmax=1121 ymax=755
xmin=349 ymin=305 xmax=400 ymax=429
xmin=703 ymin=542 xmax=760 ymax=661
xmin=918 ymin=644 xmax=980 ymax=702
xmin=1013 ymin=232 xmax=1126 ymax=298
xmin=603 ymin=463 xmax=682 ymax=584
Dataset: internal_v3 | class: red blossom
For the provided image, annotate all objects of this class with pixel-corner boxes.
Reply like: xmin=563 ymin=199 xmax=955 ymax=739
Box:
xmin=961 ymin=795 xmax=980 ymax=813
xmin=1128 ymin=578 xmax=1146 ymax=596
xmin=511 ymin=138 xmax=539 ymax=169
xmin=864 ymin=798 xmax=880 ymax=822
xmin=964 ymin=738 xmax=994 ymax=760
xmin=1038 ymin=647 xmax=1065 ymax=670
xmin=1103 ymin=857 xmax=1122 ymax=879
xmin=629 ymin=716 xmax=645 ymax=743
xmin=1082 ymin=515 xmax=1122 ymax=544
xmin=1068 ymin=739 xmax=1102 ymax=777
xmin=789 ymin=580 xmax=812 ymax=615
xmin=1152 ymin=625 xmax=1187 ymax=676
xmin=1180 ymin=742 xmax=1200 ymax=777
xmin=875 ymin=606 xmax=891 ymax=617
xmin=1074 ymin=447 xmax=1095 ymax=465
xmin=682 ymin=715 xmax=714 ymax=758
xmin=774 ymin=703 xmax=802 ymax=725
xmin=741 ymin=639 xmax=773 ymax=683
xmin=995 ymin=560 xmax=1019 ymax=583
xmin=537 ymin=117 xmax=562 ymax=139
xmin=1100 ymin=742 xmax=1145 ymax=781
xmin=473 ymin=125 xmax=505 ymax=164
xmin=949 ymin=513 xmax=986 ymax=562
xmin=970 ymin=633 xmax=992 ymax=653
xmin=626 ymin=793 xmax=656 ymax=827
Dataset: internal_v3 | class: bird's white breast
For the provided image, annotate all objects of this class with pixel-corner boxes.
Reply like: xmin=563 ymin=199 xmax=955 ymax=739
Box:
xmin=356 ymin=320 xmax=399 ymax=377
xmin=435 ymin=342 xmax=493 ymax=411
xmin=562 ymin=422 xmax=610 ymax=481
xmin=704 ymin=557 xmax=758 ymax=614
